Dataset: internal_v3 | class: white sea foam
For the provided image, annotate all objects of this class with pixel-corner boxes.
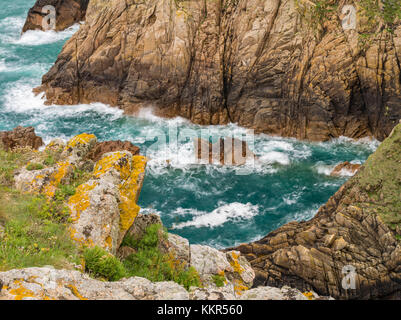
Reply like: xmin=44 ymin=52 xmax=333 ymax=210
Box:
xmin=259 ymin=151 xmax=290 ymax=165
xmin=4 ymin=80 xmax=124 ymax=117
xmin=3 ymin=22 xmax=80 ymax=46
xmin=315 ymin=163 xmax=336 ymax=176
xmin=172 ymin=202 xmax=260 ymax=229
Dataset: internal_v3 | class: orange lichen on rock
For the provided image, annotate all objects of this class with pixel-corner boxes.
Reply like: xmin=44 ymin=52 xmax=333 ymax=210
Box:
xmin=118 ymin=156 xmax=147 ymax=233
xmin=67 ymin=284 xmax=88 ymax=300
xmin=66 ymin=133 xmax=96 ymax=149
xmin=68 ymin=181 xmax=97 ymax=223
xmin=43 ymin=161 xmax=73 ymax=198
xmin=229 ymin=252 xmax=244 ymax=275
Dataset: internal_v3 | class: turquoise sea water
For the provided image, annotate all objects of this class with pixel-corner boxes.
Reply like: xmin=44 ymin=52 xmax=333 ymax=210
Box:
xmin=0 ymin=1 xmax=379 ymax=248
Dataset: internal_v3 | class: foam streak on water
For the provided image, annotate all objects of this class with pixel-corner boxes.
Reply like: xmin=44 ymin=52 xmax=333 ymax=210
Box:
xmin=0 ymin=0 xmax=379 ymax=248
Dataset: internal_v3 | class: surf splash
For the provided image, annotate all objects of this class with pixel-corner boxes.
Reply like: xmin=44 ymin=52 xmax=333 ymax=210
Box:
xmin=0 ymin=0 xmax=379 ymax=248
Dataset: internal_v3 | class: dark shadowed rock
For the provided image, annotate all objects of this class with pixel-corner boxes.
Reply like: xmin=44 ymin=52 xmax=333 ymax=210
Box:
xmin=0 ymin=126 xmax=43 ymax=151
xmin=86 ymin=140 xmax=140 ymax=162
xmin=22 ymin=0 xmax=89 ymax=33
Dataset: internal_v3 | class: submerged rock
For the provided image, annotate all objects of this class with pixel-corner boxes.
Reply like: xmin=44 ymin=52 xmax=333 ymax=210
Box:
xmin=330 ymin=161 xmax=361 ymax=177
xmin=233 ymin=123 xmax=401 ymax=299
xmin=0 ymin=126 xmax=43 ymax=151
xmin=36 ymin=0 xmax=401 ymax=141
xmin=22 ymin=0 xmax=89 ymax=33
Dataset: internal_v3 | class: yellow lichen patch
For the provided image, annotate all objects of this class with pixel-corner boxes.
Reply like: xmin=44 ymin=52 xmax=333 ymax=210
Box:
xmin=43 ymin=161 xmax=73 ymax=198
xmin=303 ymin=292 xmax=314 ymax=300
xmin=105 ymin=236 xmax=112 ymax=249
xmin=233 ymin=280 xmax=248 ymax=296
xmin=229 ymin=252 xmax=244 ymax=275
xmin=118 ymin=156 xmax=147 ymax=233
xmin=67 ymin=284 xmax=88 ymax=300
xmin=93 ymin=152 xmax=132 ymax=179
xmin=68 ymin=182 xmax=96 ymax=223
xmin=8 ymin=280 xmax=36 ymax=300
xmin=66 ymin=133 xmax=96 ymax=149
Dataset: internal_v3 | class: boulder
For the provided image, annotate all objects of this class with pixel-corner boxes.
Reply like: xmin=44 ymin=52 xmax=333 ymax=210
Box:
xmin=0 ymin=126 xmax=43 ymax=151
xmin=190 ymin=245 xmax=255 ymax=296
xmin=330 ymin=162 xmax=362 ymax=177
xmin=22 ymin=0 xmax=89 ymax=33
xmin=68 ymin=151 xmax=147 ymax=254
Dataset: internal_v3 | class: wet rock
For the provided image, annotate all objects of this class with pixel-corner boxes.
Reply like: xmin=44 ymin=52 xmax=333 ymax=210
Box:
xmin=330 ymin=162 xmax=362 ymax=177
xmin=22 ymin=0 xmax=89 ymax=33
xmin=0 ymin=126 xmax=43 ymax=151
xmin=87 ymin=140 xmax=140 ymax=162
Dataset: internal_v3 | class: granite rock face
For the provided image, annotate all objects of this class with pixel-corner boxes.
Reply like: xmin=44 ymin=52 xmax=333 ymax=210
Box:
xmin=234 ymin=123 xmax=401 ymax=299
xmin=37 ymin=0 xmax=401 ymax=141
xmin=22 ymin=0 xmax=89 ymax=33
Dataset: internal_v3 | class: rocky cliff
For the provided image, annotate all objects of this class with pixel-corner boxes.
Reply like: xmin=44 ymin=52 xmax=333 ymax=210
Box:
xmin=36 ymin=0 xmax=401 ymax=141
xmin=22 ymin=0 xmax=89 ymax=33
xmin=234 ymin=121 xmax=401 ymax=300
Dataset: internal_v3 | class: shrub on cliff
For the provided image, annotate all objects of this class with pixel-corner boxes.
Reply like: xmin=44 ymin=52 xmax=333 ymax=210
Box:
xmin=83 ymin=247 xmax=126 ymax=281
xmin=122 ymin=224 xmax=201 ymax=290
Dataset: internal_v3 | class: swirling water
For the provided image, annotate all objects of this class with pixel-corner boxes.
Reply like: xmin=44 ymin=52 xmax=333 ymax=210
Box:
xmin=0 ymin=1 xmax=379 ymax=248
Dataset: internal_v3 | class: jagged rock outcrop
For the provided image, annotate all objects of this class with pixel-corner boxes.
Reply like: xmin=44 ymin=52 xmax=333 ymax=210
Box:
xmin=234 ymin=122 xmax=401 ymax=299
xmin=14 ymin=133 xmax=147 ymax=254
xmin=36 ymin=0 xmax=401 ymax=141
xmin=0 ymin=126 xmax=43 ymax=151
xmin=86 ymin=140 xmax=140 ymax=162
xmin=22 ymin=0 xmax=89 ymax=33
